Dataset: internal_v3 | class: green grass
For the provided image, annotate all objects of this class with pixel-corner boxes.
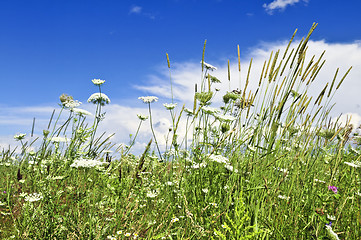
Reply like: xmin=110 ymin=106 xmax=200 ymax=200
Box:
xmin=1 ymin=23 xmax=360 ymax=239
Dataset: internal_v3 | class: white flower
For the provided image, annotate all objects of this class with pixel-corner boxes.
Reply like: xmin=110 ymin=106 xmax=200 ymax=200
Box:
xmin=163 ymin=103 xmax=177 ymax=110
xmin=49 ymin=137 xmax=69 ymax=143
xmin=70 ymin=159 xmax=109 ymax=168
xmin=146 ymin=190 xmax=158 ymax=198
xmin=314 ymin=178 xmax=326 ymax=184
xmin=209 ymin=154 xmax=229 ymax=164
xmin=92 ymin=79 xmax=105 ymax=86
xmin=274 ymin=167 xmax=289 ymax=174
xmin=125 ymin=233 xmax=131 ymax=237
xmin=87 ymin=93 xmax=111 ymax=105
xmin=277 ymin=195 xmax=290 ymax=200
xmin=200 ymin=61 xmax=217 ymax=70
xmin=14 ymin=133 xmax=26 ymax=141
xmin=137 ymin=114 xmax=149 ymax=121
xmin=184 ymin=108 xmax=194 ymax=115
xmin=209 ymin=202 xmax=218 ymax=207
xmin=201 ymin=106 xmax=220 ymax=115
xmin=138 ymin=96 xmax=158 ymax=103
xmin=325 ymin=225 xmax=340 ymax=240
xmin=116 ymin=230 xmax=123 ymax=235
xmin=190 ymin=162 xmax=207 ymax=169
xmin=166 ymin=181 xmax=174 ymax=186
xmin=327 ymin=214 xmax=336 ymax=221
xmin=71 ymin=108 xmax=92 ymax=116
xmin=344 ymin=161 xmax=360 ymax=168
xmin=171 ymin=217 xmax=179 ymax=223
xmin=214 ymin=114 xmax=237 ymax=122
xmin=64 ymin=100 xmax=81 ymax=108
xmin=225 ymin=164 xmax=238 ymax=173
xmin=202 ymin=188 xmax=209 ymax=194
xmin=51 ymin=176 xmax=65 ymax=180
xmin=25 ymin=193 xmax=43 ymax=202
xmin=106 ymin=236 xmax=116 ymax=240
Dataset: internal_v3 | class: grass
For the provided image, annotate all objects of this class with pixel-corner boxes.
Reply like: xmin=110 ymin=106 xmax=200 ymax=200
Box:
xmin=1 ymin=23 xmax=361 ymax=239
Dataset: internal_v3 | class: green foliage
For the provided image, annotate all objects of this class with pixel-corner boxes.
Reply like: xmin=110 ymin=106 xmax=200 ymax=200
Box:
xmin=1 ymin=24 xmax=360 ymax=239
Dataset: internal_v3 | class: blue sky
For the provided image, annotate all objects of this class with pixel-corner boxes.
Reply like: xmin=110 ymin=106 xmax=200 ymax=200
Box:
xmin=1 ymin=0 xmax=361 ymax=152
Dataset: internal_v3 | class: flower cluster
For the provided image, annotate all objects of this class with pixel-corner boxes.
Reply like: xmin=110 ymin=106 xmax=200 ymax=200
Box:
xmin=209 ymin=154 xmax=230 ymax=164
xmin=70 ymin=159 xmax=109 ymax=168
xmin=71 ymin=108 xmax=92 ymax=116
xmin=138 ymin=96 xmax=158 ymax=103
xmin=24 ymin=192 xmax=43 ymax=202
xmin=137 ymin=114 xmax=149 ymax=121
xmin=201 ymin=106 xmax=220 ymax=115
xmin=88 ymin=93 xmax=111 ymax=105
xmin=200 ymin=61 xmax=217 ymax=70
xmin=214 ymin=113 xmax=237 ymax=122
xmin=91 ymin=79 xmax=105 ymax=86
xmin=14 ymin=133 xmax=26 ymax=141
xmin=163 ymin=103 xmax=177 ymax=110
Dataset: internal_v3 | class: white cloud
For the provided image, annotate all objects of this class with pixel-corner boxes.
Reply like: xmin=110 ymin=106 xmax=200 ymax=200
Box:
xmin=129 ymin=6 xmax=142 ymax=14
xmin=263 ymin=0 xmax=308 ymax=14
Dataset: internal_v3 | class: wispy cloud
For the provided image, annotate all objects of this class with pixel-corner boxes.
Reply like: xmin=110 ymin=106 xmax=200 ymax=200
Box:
xmin=129 ymin=5 xmax=142 ymax=14
xmin=263 ymin=0 xmax=308 ymax=14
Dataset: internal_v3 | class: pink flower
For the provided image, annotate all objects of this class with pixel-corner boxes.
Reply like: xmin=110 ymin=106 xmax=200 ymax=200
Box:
xmin=328 ymin=186 xmax=338 ymax=194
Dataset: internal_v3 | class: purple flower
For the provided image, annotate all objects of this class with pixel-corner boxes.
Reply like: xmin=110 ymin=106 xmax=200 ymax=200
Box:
xmin=328 ymin=186 xmax=338 ymax=194
xmin=2 ymin=191 xmax=6 ymax=194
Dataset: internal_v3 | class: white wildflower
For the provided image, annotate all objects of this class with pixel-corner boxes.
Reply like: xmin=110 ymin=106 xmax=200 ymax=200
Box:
xmin=72 ymin=108 xmax=92 ymax=116
xmin=116 ymin=230 xmax=123 ymax=235
xmin=344 ymin=161 xmax=360 ymax=168
xmin=14 ymin=133 xmax=26 ymax=141
xmin=184 ymin=108 xmax=194 ymax=116
xmin=70 ymin=159 xmax=109 ymax=168
xmin=209 ymin=154 xmax=229 ymax=164
xmin=166 ymin=181 xmax=174 ymax=186
xmin=314 ymin=178 xmax=326 ymax=184
xmin=325 ymin=225 xmax=340 ymax=240
xmin=277 ymin=195 xmax=290 ymax=200
xmin=327 ymin=214 xmax=336 ymax=221
xmin=171 ymin=217 xmax=179 ymax=223
xmin=210 ymin=202 xmax=218 ymax=207
xmin=274 ymin=167 xmax=289 ymax=174
xmin=49 ymin=136 xmax=69 ymax=143
xmin=201 ymin=106 xmax=220 ymax=115
xmin=146 ymin=190 xmax=158 ymax=198
xmin=138 ymin=96 xmax=158 ymax=103
xmin=163 ymin=103 xmax=177 ymax=110
xmin=137 ymin=114 xmax=148 ymax=121
xmin=202 ymin=188 xmax=209 ymax=194
xmin=200 ymin=61 xmax=217 ymax=70
xmin=88 ymin=93 xmax=111 ymax=105
xmin=125 ymin=233 xmax=131 ymax=237
xmin=214 ymin=114 xmax=237 ymax=122
xmin=225 ymin=164 xmax=238 ymax=173
xmin=106 ymin=236 xmax=116 ymax=240
xmin=64 ymin=99 xmax=81 ymax=108
xmin=91 ymin=79 xmax=105 ymax=86
xmin=25 ymin=193 xmax=43 ymax=202
xmin=52 ymin=176 xmax=65 ymax=180
xmin=190 ymin=162 xmax=207 ymax=169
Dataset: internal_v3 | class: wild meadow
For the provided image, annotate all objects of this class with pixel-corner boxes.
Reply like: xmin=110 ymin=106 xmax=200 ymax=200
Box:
xmin=1 ymin=23 xmax=360 ymax=239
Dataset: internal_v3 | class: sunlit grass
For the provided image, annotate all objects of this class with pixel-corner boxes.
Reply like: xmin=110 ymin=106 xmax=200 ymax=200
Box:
xmin=1 ymin=23 xmax=360 ymax=239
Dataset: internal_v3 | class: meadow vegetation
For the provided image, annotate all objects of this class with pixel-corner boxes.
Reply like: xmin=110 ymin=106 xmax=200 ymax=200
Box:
xmin=1 ymin=23 xmax=360 ymax=239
